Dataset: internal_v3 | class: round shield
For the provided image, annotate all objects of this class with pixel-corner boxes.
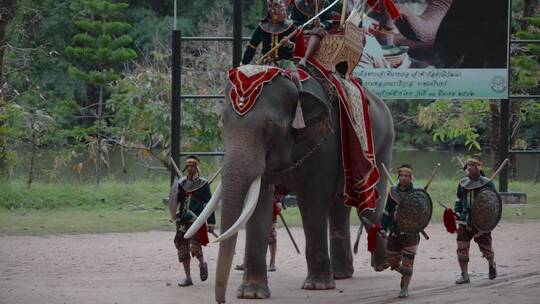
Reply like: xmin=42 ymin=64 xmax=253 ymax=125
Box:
xmin=395 ymin=189 xmax=433 ymax=234
xmin=470 ymin=188 xmax=502 ymax=232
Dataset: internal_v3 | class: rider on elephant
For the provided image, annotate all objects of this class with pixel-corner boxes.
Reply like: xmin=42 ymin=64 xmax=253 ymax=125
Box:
xmin=290 ymin=0 xmax=332 ymax=67
xmin=381 ymin=164 xmax=420 ymax=298
xmin=454 ymin=156 xmax=497 ymax=284
xmin=241 ymin=0 xmax=302 ymax=89
xmin=169 ymin=155 xmax=215 ymax=287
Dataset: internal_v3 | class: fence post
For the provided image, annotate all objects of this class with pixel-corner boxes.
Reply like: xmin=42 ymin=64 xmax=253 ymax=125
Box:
xmin=171 ymin=29 xmax=182 ymax=185
xmin=233 ymin=0 xmax=243 ymax=67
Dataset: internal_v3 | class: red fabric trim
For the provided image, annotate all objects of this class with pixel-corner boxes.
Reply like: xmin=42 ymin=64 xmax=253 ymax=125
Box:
xmin=367 ymin=0 xmax=380 ymax=12
xmin=383 ymin=0 xmax=401 ymax=20
xmin=272 ymin=197 xmax=282 ymax=222
xmin=293 ymin=29 xmax=306 ymax=58
xmin=228 ymin=67 xmax=284 ymax=116
xmin=305 ymin=58 xmax=380 ymax=215
xmin=367 ymin=223 xmax=381 ymax=253
xmin=298 ymin=68 xmax=310 ymax=81
xmin=228 ymin=65 xmax=309 ymax=116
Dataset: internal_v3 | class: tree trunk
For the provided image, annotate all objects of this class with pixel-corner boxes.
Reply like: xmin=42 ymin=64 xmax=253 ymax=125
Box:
xmin=27 ymin=129 xmax=36 ymax=189
xmin=0 ymin=0 xmax=17 ymax=83
xmin=489 ymin=101 xmax=500 ymax=168
xmin=0 ymin=1 xmax=17 ymax=178
xmin=509 ymin=101 xmax=521 ymax=178
xmin=521 ymin=0 xmax=538 ymax=29
xmin=534 ymin=153 xmax=540 ymax=183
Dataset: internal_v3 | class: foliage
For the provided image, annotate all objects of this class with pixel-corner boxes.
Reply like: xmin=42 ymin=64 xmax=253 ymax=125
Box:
xmin=65 ymin=0 xmax=137 ymax=185
xmin=417 ymin=100 xmax=491 ymax=151
xmin=512 ymin=14 xmax=540 ymax=94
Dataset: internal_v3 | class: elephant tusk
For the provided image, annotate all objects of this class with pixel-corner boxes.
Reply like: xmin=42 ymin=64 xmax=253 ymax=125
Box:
xmin=212 ymin=175 xmax=261 ymax=243
xmin=184 ymin=182 xmax=223 ymax=239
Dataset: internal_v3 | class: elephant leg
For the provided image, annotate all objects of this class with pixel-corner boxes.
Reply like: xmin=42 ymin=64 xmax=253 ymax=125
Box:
xmin=371 ymin=146 xmax=393 ymax=271
xmin=237 ymin=182 xmax=274 ymax=299
xmin=297 ymin=184 xmax=336 ymax=290
xmin=329 ymin=199 xmax=353 ymax=279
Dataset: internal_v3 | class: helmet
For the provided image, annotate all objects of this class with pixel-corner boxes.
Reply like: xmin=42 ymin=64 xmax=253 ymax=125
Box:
xmin=268 ymin=0 xmax=288 ymax=24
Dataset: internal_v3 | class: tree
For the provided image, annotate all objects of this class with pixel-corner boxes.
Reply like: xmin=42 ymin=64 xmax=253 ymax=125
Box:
xmin=65 ymin=0 xmax=137 ymax=185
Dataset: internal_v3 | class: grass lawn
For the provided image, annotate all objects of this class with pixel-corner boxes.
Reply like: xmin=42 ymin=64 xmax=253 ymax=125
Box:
xmin=0 ymin=179 xmax=538 ymax=235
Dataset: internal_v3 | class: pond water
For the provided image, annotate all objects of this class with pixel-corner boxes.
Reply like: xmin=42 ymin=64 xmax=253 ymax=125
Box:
xmin=8 ymin=147 xmax=539 ymax=183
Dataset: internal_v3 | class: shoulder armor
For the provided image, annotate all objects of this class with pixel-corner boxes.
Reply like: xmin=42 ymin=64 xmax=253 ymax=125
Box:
xmin=259 ymin=19 xmax=294 ymax=34
xmin=459 ymin=176 xmax=491 ymax=190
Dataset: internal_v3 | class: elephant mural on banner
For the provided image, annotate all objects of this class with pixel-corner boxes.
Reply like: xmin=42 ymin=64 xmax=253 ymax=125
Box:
xmin=187 ymin=66 xmax=394 ymax=303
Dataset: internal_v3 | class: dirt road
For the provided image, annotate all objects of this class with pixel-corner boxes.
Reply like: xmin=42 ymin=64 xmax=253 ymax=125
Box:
xmin=1 ymin=221 xmax=540 ymax=304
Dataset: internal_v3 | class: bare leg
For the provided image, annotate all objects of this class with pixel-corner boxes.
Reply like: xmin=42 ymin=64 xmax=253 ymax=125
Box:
xmin=183 ymin=260 xmax=191 ymax=279
xmin=178 ymin=259 xmax=194 ymax=286
xmin=399 ymin=274 xmax=412 ymax=298
xmin=299 ymin=35 xmax=322 ymax=67
xmin=455 ymin=261 xmax=470 ymax=284
xmin=268 ymin=242 xmax=276 ymax=271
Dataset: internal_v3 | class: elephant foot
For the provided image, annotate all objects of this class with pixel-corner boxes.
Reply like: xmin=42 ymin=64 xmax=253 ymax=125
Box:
xmin=333 ymin=268 xmax=353 ymax=280
xmin=237 ymin=282 xmax=271 ymax=299
xmin=302 ymin=275 xmax=335 ymax=290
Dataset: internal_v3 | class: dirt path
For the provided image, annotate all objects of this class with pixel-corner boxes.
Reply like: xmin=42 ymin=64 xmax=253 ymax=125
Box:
xmin=1 ymin=221 xmax=540 ymax=304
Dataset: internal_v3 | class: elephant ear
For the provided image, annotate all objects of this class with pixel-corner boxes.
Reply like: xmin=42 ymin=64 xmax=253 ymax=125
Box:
xmin=292 ymin=89 xmax=332 ymax=144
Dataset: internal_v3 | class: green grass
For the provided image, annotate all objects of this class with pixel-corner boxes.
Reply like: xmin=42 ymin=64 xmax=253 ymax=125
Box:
xmin=0 ymin=179 xmax=539 ymax=235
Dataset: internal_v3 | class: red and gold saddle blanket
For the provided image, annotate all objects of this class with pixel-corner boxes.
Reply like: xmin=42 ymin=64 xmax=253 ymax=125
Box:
xmin=307 ymin=58 xmax=380 ymax=214
xmin=228 ymin=65 xmax=310 ymax=116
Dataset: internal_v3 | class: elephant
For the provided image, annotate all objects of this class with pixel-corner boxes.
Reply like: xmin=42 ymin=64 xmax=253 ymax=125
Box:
xmin=187 ymin=66 xmax=394 ymax=303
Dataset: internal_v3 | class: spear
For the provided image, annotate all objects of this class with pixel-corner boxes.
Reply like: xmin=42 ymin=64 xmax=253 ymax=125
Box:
xmin=278 ymin=213 xmax=301 ymax=254
xmin=353 ymin=223 xmax=363 ymax=254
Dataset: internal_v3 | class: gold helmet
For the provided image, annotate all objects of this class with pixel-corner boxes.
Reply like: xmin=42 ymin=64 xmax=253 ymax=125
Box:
xmin=267 ymin=0 xmax=288 ymax=23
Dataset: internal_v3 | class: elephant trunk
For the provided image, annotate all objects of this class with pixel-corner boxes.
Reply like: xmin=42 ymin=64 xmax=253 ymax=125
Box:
xmin=396 ymin=0 xmax=453 ymax=43
xmin=215 ymin=131 xmax=266 ymax=303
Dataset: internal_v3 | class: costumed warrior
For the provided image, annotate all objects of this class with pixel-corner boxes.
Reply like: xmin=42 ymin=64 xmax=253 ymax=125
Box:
xmin=169 ymin=155 xmax=215 ymax=287
xmin=268 ymin=194 xmax=284 ymax=271
xmin=453 ymin=156 xmax=497 ymax=284
xmin=241 ymin=0 xmax=302 ymax=89
xmin=381 ymin=164 xmax=420 ymax=298
xmin=235 ymin=194 xmax=284 ymax=272
xmin=290 ymin=0 xmax=332 ymax=66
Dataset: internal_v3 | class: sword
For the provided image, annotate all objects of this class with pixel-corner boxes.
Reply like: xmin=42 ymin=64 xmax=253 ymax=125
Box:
xmin=207 ymin=166 xmax=223 ymax=185
xmin=169 ymin=156 xmax=183 ymax=179
xmin=278 ymin=212 xmax=301 ymax=255
xmin=380 ymin=162 xmax=395 ymax=186
xmin=171 ymin=210 xmax=219 ymax=238
xmin=256 ymin=0 xmax=341 ymax=64
xmin=423 ymin=163 xmax=441 ymax=191
xmin=488 ymin=158 xmax=509 ymax=183
xmin=456 ymin=156 xmax=466 ymax=169
xmin=359 ymin=216 xmax=386 ymax=239
xmin=437 ymin=201 xmax=457 ymax=214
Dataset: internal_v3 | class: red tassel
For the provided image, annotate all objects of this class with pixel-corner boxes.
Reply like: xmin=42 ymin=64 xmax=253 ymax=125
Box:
xmin=198 ymin=223 xmax=210 ymax=246
xmin=383 ymin=0 xmax=401 ymax=20
xmin=367 ymin=224 xmax=382 ymax=253
xmin=443 ymin=208 xmax=457 ymax=234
